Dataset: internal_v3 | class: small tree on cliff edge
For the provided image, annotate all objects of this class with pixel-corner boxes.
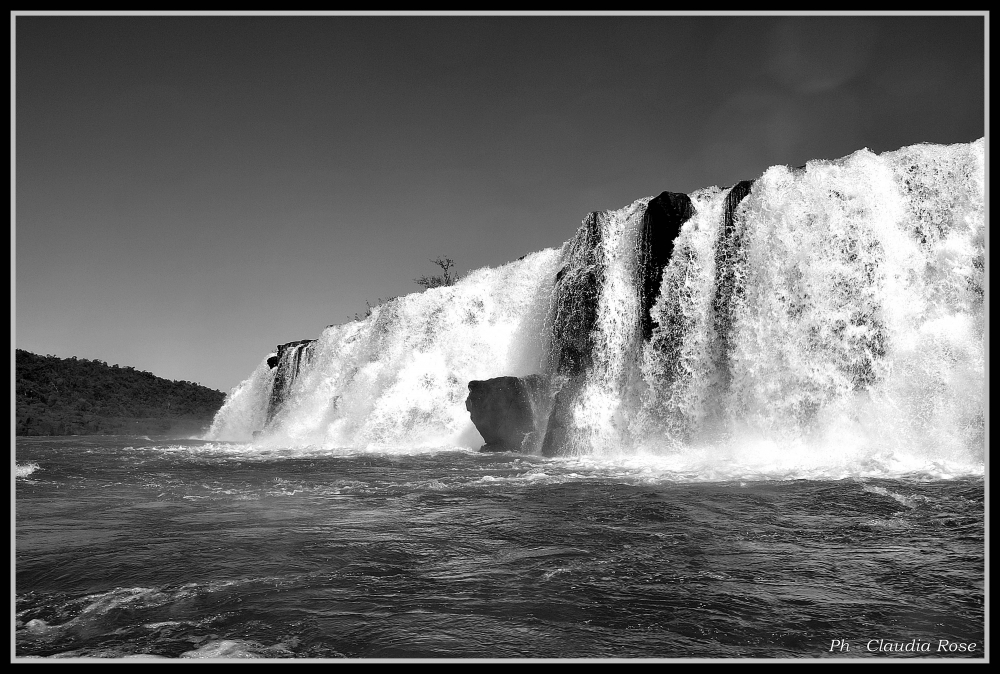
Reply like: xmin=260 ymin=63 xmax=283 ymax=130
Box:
xmin=414 ymin=257 xmax=458 ymax=290
xmin=344 ymin=257 xmax=458 ymax=323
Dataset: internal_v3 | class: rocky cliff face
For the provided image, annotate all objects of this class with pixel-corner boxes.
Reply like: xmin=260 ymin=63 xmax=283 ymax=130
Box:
xmin=536 ymin=191 xmax=700 ymax=456
xmin=265 ymin=340 xmax=316 ymax=426
xmin=466 ymin=190 xmax=710 ymax=455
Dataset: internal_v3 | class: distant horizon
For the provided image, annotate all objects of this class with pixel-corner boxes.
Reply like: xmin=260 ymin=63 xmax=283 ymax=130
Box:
xmin=14 ymin=13 xmax=986 ymax=392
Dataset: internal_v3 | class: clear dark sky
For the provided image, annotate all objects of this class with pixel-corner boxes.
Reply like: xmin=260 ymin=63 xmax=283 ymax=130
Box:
xmin=15 ymin=14 xmax=985 ymax=393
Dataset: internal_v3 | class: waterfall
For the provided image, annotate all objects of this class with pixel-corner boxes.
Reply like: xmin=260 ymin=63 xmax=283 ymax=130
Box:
xmin=209 ymin=249 xmax=562 ymax=446
xmin=638 ymin=140 xmax=984 ymax=470
xmin=207 ymin=139 xmax=984 ymax=473
xmin=266 ymin=340 xmax=317 ymax=425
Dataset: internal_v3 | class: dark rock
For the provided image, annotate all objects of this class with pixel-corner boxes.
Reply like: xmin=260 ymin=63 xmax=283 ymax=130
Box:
xmin=540 ymin=212 xmax=609 ymax=456
xmin=466 ymin=375 xmax=547 ymax=452
xmin=547 ymin=212 xmax=605 ymax=377
xmin=268 ymin=340 xmax=315 ymax=369
xmin=638 ymin=192 xmax=695 ymax=340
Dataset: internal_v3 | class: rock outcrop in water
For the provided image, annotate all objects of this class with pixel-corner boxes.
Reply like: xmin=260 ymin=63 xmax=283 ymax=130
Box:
xmin=208 ymin=140 xmax=984 ymax=472
xmin=466 ymin=375 xmax=547 ymax=452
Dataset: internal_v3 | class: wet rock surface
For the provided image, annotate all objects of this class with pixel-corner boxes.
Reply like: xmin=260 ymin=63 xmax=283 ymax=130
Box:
xmin=466 ymin=375 xmax=547 ymax=452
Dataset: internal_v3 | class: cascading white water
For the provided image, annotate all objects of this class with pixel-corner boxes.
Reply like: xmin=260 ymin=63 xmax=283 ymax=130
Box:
xmin=208 ymin=139 xmax=983 ymax=475
xmin=639 ymin=185 xmax=728 ymax=444
xmin=207 ymin=359 xmax=275 ymax=441
xmin=568 ymin=199 xmax=648 ymax=455
xmin=208 ymin=249 xmax=562 ymax=447
xmin=636 ymin=140 xmax=984 ymax=473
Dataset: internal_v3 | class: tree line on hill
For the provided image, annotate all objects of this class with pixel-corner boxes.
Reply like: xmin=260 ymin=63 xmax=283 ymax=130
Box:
xmin=15 ymin=349 xmax=227 ymax=436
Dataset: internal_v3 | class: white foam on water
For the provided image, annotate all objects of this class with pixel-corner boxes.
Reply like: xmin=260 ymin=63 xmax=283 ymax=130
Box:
xmin=16 ymin=463 xmax=40 ymax=478
xmin=860 ymin=483 xmax=931 ymax=509
xmin=156 ymin=441 xmax=479 ymax=462
xmin=17 ymin=576 xmax=309 ymax=640
xmin=179 ymin=640 xmax=266 ymax=659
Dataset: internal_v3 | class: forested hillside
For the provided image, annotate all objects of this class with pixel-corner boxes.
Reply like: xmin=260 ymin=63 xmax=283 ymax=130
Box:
xmin=15 ymin=350 xmax=227 ymax=436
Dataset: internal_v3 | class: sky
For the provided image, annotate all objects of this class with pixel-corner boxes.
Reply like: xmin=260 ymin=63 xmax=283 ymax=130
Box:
xmin=14 ymin=13 xmax=986 ymax=393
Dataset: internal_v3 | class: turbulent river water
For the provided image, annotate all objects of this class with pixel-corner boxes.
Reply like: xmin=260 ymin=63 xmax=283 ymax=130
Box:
xmin=15 ymin=436 xmax=984 ymax=659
